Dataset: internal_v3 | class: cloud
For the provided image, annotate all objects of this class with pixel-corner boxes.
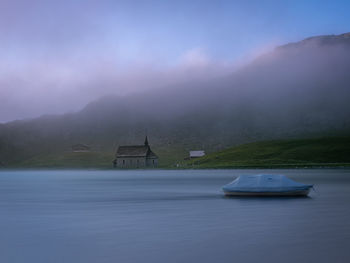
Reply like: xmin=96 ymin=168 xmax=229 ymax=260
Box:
xmin=178 ymin=48 xmax=210 ymax=68
xmin=1 ymin=1 xmax=327 ymax=123
xmin=0 ymin=0 xmax=241 ymax=123
xmin=0 ymin=47 xmax=236 ymax=122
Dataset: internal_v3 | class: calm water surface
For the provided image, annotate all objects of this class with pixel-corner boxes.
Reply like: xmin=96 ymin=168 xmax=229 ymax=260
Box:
xmin=0 ymin=169 xmax=349 ymax=263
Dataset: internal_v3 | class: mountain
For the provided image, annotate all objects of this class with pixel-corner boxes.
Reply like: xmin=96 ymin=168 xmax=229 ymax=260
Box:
xmin=1 ymin=32 xmax=350 ymax=167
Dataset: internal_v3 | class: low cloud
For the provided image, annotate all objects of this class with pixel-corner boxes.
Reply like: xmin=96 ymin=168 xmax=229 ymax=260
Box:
xmin=0 ymin=47 xmax=236 ymax=122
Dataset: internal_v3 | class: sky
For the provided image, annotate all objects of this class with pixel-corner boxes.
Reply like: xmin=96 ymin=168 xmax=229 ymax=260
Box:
xmin=0 ymin=0 xmax=350 ymax=122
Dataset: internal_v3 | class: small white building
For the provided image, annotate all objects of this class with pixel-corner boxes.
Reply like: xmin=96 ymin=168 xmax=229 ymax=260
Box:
xmin=72 ymin=144 xmax=90 ymax=152
xmin=189 ymin=150 xmax=205 ymax=158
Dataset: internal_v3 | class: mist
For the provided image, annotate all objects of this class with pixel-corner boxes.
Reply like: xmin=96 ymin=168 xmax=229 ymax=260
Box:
xmin=2 ymin=0 xmax=350 ymax=123
xmin=0 ymin=49 xmax=234 ymax=122
xmin=80 ymin=34 xmax=350 ymax=133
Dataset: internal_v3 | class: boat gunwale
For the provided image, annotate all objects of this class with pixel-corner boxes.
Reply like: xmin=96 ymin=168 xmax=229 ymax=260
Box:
xmin=223 ymin=189 xmax=311 ymax=196
xmin=222 ymin=185 xmax=313 ymax=193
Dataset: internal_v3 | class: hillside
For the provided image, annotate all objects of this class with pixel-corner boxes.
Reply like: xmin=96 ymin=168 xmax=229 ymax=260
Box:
xmin=1 ymin=32 xmax=350 ymax=167
xmin=6 ymin=147 xmax=187 ymax=169
xmin=186 ymin=137 xmax=350 ymax=168
xmin=7 ymin=136 xmax=350 ymax=169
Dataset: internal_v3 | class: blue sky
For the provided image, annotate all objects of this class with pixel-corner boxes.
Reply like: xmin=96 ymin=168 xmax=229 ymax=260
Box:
xmin=2 ymin=0 xmax=349 ymax=63
xmin=0 ymin=0 xmax=349 ymax=121
xmin=108 ymin=0 xmax=350 ymax=62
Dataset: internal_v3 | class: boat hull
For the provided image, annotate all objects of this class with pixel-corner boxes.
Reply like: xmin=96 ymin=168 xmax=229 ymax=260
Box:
xmin=223 ymin=189 xmax=311 ymax=196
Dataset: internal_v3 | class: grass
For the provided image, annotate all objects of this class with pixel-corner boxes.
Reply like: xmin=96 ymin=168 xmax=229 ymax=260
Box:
xmin=15 ymin=151 xmax=115 ymax=169
xmin=4 ymin=136 xmax=350 ymax=169
xmin=184 ymin=136 xmax=350 ymax=169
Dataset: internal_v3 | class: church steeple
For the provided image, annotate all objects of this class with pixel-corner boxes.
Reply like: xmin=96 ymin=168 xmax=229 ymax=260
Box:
xmin=144 ymin=136 xmax=149 ymax=146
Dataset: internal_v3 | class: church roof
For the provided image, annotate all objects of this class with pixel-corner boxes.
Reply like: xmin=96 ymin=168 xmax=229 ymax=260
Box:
xmin=147 ymin=149 xmax=158 ymax=158
xmin=116 ymin=145 xmax=149 ymax=157
xmin=116 ymin=136 xmax=158 ymax=158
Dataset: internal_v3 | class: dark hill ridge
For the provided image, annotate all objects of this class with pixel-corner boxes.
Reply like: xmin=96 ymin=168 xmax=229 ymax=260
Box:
xmin=1 ymin=32 xmax=350 ymax=167
xmin=278 ymin=32 xmax=350 ymax=49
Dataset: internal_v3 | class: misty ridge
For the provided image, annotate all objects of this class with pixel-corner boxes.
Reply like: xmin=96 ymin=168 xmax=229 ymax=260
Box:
xmin=1 ymin=32 xmax=350 ymax=165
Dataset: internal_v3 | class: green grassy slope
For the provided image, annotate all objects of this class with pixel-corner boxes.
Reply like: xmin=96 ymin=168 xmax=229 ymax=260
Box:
xmin=14 ymin=152 xmax=115 ymax=169
xmin=6 ymin=147 xmax=187 ymax=169
xmin=186 ymin=136 xmax=350 ymax=168
xmin=14 ymin=147 xmax=184 ymax=168
xmin=4 ymin=136 xmax=350 ymax=169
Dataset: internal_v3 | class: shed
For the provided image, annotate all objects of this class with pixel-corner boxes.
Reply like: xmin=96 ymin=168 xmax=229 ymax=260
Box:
xmin=72 ymin=144 xmax=90 ymax=152
xmin=189 ymin=150 xmax=205 ymax=158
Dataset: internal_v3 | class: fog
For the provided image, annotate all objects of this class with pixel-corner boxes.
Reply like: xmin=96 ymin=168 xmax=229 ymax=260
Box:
xmin=3 ymin=34 xmax=350 ymax=125
xmin=0 ymin=49 xmax=235 ymax=122
xmin=2 ymin=0 xmax=349 ymax=123
xmin=0 ymin=0 xmax=243 ymax=122
xmin=81 ymin=34 xmax=350 ymax=130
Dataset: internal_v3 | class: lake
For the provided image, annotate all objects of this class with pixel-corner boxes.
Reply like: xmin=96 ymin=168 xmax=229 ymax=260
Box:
xmin=0 ymin=169 xmax=349 ymax=263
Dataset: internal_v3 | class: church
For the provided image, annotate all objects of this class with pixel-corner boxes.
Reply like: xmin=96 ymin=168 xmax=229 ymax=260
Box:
xmin=113 ymin=136 xmax=158 ymax=168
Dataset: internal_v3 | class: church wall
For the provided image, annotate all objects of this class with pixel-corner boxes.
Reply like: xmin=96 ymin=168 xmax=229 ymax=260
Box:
xmin=117 ymin=157 xmax=146 ymax=168
xmin=146 ymin=157 xmax=158 ymax=167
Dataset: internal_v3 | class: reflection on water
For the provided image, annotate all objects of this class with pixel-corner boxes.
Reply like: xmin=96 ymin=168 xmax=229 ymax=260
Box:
xmin=0 ymin=169 xmax=349 ymax=263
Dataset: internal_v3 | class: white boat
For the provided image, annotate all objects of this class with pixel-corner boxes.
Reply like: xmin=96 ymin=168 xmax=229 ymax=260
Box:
xmin=222 ymin=174 xmax=313 ymax=196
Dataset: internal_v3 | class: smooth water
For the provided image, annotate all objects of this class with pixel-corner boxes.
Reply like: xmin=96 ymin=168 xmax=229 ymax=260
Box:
xmin=0 ymin=169 xmax=349 ymax=263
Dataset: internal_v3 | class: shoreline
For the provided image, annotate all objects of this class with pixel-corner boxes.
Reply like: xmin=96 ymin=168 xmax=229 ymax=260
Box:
xmin=1 ymin=164 xmax=350 ymax=171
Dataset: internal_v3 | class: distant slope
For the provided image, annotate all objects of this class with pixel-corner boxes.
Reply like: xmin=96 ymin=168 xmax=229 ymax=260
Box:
xmin=188 ymin=137 xmax=350 ymax=168
xmin=4 ymin=136 xmax=350 ymax=169
xmin=14 ymin=152 xmax=115 ymax=169
xmin=9 ymin=147 xmax=187 ymax=169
